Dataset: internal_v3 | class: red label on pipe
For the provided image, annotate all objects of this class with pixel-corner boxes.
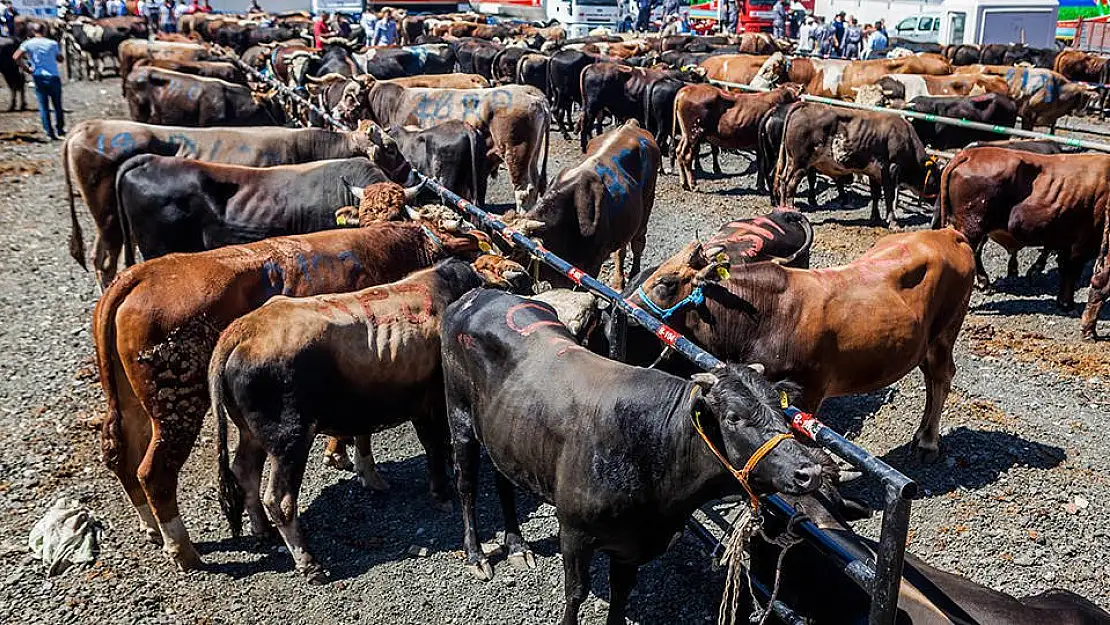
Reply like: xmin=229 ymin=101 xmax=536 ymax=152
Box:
xmin=655 ymin=325 xmax=680 ymax=346
xmin=567 ymin=267 xmax=585 ymax=284
xmin=787 ymin=408 xmax=821 ymax=440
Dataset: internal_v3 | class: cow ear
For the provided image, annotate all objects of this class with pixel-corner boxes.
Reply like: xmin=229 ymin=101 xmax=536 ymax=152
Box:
xmin=772 ymin=379 xmax=803 ymax=407
xmin=690 ymin=372 xmax=718 ymax=391
xmin=686 ymin=242 xmax=708 ymax=269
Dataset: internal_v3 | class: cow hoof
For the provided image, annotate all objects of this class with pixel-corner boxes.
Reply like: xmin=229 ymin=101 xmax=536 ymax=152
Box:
xmin=1081 ymin=329 xmax=1098 ymax=342
xmin=507 ymin=549 xmax=537 ymax=570
xmin=323 ymin=451 xmax=354 ymax=472
xmin=168 ymin=545 xmax=203 ymax=572
xmin=142 ymin=527 xmax=163 ymax=546
xmin=466 ymin=559 xmax=494 ymax=581
xmin=913 ymin=445 xmax=940 ymax=465
xmin=358 ymin=471 xmax=390 ymax=492
xmin=301 ymin=565 xmax=329 ymax=585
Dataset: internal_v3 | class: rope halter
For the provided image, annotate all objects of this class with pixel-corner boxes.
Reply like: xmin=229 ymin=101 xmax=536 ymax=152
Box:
xmin=690 ymin=387 xmax=795 ymax=511
xmin=636 ymin=283 xmax=705 ymax=319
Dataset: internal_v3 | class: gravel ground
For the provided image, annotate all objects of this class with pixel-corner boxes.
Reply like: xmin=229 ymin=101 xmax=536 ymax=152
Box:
xmin=0 ymin=78 xmax=1107 ymax=624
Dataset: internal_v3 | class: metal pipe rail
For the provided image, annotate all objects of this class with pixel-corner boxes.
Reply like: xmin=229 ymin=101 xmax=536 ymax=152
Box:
xmin=241 ymin=60 xmax=917 ymax=625
xmin=708 ymin=77 xmax=1110 ymax=153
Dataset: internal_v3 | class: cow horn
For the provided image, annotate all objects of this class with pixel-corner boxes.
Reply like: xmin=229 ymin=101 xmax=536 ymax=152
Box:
xmin=403 ymin=180 xmax=427 ymax=202
xmin=517 ymin=219 xmax=546 ymax=235
xmin=348 ymin=184 xmax=365 ymax=200
xmin=690 ymin=372 xmax=718 ymax=390
xmin=404 ymin=205 xmax=421 ymax=220
xmin=747 ymin=363 xmax=765 ymax=375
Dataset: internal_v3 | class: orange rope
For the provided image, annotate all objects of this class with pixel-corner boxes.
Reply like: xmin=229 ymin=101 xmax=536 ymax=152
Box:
xmin=692 ymin=410 xmax=794 ymax=510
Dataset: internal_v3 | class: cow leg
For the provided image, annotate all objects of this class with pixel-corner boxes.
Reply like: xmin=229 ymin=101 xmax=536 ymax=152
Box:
xmin=105 ymin=367 xmax=161 ymax=546
xmin=915 ymin=329 xmax=958 ymax=463
xmin=782 ymin=167 xmax=808 ymax=210
xmin=262 ymin=432 xmax=325 ymax=583
xmin=606 ymin=560 xmax=639 ymax=625
xmin=352 ymin=435 xmax=390 ymax=492
xmin=1027 ymin=248 xmax=1052 ymax=277
xmin=494 ymin=471 xmax=535 ymax=569
xmin=677 ymin=133 xmax=697 ymax=191
xmin=972 ymin=241 xmax=992 ymax=291
xmin=1056 ymin=251 xmax=1082 ymax=311
xmin=630 ymin=225 xmax=648 ymax=282
xmin=711 ymin=145 xmax=722 ymax=175
xmin=503 ymin=142 xmax=538 ymax=211
xmin=452 ymin=403 xmax=493 ymax=580
xmin=611 ymin=247 xmax=627 ymax=290
xmin=231 ymin=431 xmax=274 ymax=540
xmin=1006 ymin=250 xmax=1021 ymax=278
xmin=559 ymin=527 xmax=597 ymax=625
xmin=1081 ymin=255 xmax=1110 ymax=340
xmin=806 ymin=170 xmax=817 ymax=208
xmin=411 ymin=412 xmax=453 ymax=509
xmin=93 ymin=230 xmax=124 ymax=290
xmin=322 ymin=436 xmax=354 ymax=471
xmin=140 ymin=419 xmax=204 ymax=571
xmin=579 ymin=103 xmax=599 ymax=152
xmin=868 ymin=178 xmax=882 ymax=223
xmin=882 ymin=166 xmax=900 ymax=228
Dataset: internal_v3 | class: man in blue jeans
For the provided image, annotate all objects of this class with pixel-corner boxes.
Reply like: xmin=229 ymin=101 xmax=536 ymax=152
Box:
xmin=14 ymin=23 xmax=64 ymax=140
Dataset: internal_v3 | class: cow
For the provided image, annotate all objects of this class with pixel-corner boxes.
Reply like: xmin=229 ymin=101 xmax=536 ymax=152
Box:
xmin=752 ymin=453 xmax=1110 ymax=624
xmin=762 ymin=54 xmax=954 ymax=99
xmin=1054 ymin=49 xmax=1110 ymax=115
xmin=441 ymin=288 xmax=822 ymax=624
xmin=385 ymin=73 xmax=489 ymax=89
xmin=578 ymin=62 xmax=701 ymax=152
xmin=547 ymin=48 xmax=598 ymax=139
xmin=515 ymin=52 xmax=549 ymax=93
xmin=124 ymin=67 xmax=284 ymax=127
xmin=115 ymin=155 xmax=406 ymax=260
xmin=756 ymin=100 xmax=812 ymax=205
xmin=673 ymin=83 xmax=801 ymax=191
xmin=131 ymin=58 xmax=246 ymax=86
xmin=490 ymin=46 xmax=533 ymax=85
xmin=1082 ymin=218 xmax=1110 ymax=340
xmin=898 ymin=93 xmax=1019 ymax=150
xmin=504 ymin=120 xmax=659 ymax=290
xmin=64 ymin=119 xmax=411 ymax=287
xmin=1003 ymin=43 xmax=1060 ymax=69
xmin=453 ymin=38 xmax=501 ymax=78
xmin=387 ymin=121 xmax=492 ymax=205
xmin=93 ymin=221 xmax=488 ymax=571
xmin=775 ymin=102 xmax=942 ymax=227
xmin=629 ymin=229 xmax=974 ymax=460
xmin=858 ymin=73 xmax=1010 ymax=105
xmin=1001 ymin=67 xmax=1095 ymax=131
xmin=66 ymin=17 xmax=147 ymax=80
xmin=333 ymin=82 xmax=550 ymax=210
xmin=934 ymin=147 xmax=1110 ymax=310
xmin=212 ymin=256 xmax=531 ymax=581
xmin=358 ymin=44 xmax=455 ymax=79
xmin=116 ymin=39 xmax=212 ymax=95
xmin=0 ymin=37 xmax=25 ymax=111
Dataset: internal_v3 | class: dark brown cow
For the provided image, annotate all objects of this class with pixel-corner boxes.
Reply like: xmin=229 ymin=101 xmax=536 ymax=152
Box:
xmin=775 ymin=102 xmax=941 ymax=227
xmin=333 ymin=82 xmax=549 ymax=210
xmin=64 ymin=120 xmax=408 ymax=287
xmin=505 ymin=120 xmax=660 ymax=289
xmin=578 ymin=62 xmax=700 ymax=152
xmin=1081 ymin=218 xmax=1110 ymax=340
xmin=124 ymin=67 xmax=283 ymax=127
xmin=630 ymin=229 xmax=975 ymax=460
xmin=93 ymin=222 xmax=486 ymax=571
xmin=673 ymin=83 xmax=800 ymax=191
xmin=935 ymin=147 xmax=1110 ymax=310
xmin=211 ymin=256 xmax=530 ymax=582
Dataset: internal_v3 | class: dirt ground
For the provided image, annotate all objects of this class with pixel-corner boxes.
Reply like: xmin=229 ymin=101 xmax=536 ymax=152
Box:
xmin=0 ymin=77 xmax=1107 ymax=624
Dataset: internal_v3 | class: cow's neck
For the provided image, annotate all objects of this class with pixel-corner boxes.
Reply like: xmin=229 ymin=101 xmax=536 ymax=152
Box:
xmin=655 ymin=396 xmax=745 ymax=518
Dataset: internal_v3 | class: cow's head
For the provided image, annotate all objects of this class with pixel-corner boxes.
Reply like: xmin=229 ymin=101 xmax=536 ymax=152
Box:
xmin=356 ymin=120 xmax=412 ymax=183
xmin=471 ymin=254 xmax=533 ymax=293
xmin=333 ymin=76 xmax=374 ymax=126
xmin=1066 ymin=82 xmax=1100 ymax=119
xmin=340 ymin=180 xmax=426 ymax=225
xmin=751 ymin=52 xmax=788 ymax=89
xmin=630 ymin=241 xmax=729 ymax=321
xmin=688 ymin=365 xmax=822 ymax=497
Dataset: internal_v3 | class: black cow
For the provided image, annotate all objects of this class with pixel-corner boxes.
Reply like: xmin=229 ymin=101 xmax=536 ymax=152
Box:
xmin=516 ymin=53 xmax=549 ymax=92
xmin=115 ymin=155 xmax=399 ymax=260
xmin=124 ymin=67 xmax=284 ymax=127
xmin=361 ymin=44 xmax=454 ymax=79
xmin=547 ymin=48 xmax=598 ymax=139
xmin=906 ymin=93 xmax=1018 ymax=149
xmin=440 ymin=288 xmax=822 ymax=625
xmin=67 ymin=18 xmax=141 ymax=80
xmin=751 ymin=460 xmax=1110 ymax=625
xmin=579 ymin=62 xmax=701 ymax=152
xmin=0 ymin=37 xmax=25 ymax=111
xmin=454 ymin=38 xmax=501 ymax=78
xmin=388 ymin=121 xmax=491 ymax=205
xmin=1003 ymin=43 xmax=1060 ymax=68
xmin=316 ymin=41 xmax=360 ymax=77
xmin=945 ymin=43 xmax=982 ymax=66
xmin=491 ymin=46 xmax=531 ymax=84
xmin=644 ymin=76 xmax=689 ymax=171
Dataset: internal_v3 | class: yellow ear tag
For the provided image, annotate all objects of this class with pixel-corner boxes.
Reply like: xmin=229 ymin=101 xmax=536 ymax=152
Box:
xmin=336 ymin=215 xmax=347 ymax=226
xmin=716 ymin=266 xmax=731 ymax=281
xmin=779 ymin=390 xmax=790 ymax=409
xmin=715 ymin=252 xmax=729 ymax=263
xmin=478 ymin=241 xmax=492 ymax=252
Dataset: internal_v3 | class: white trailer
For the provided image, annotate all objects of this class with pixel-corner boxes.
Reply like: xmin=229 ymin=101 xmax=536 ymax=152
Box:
xmin=472 ymin=0 xmax=621 ymax=37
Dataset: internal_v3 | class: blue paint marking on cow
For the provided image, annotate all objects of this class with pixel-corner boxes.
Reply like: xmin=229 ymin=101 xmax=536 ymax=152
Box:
xmin=110 ymin=132 xmax=136 ymax=153
xmin=595 ymin=160 xmax=629 ymax=212
xmin=95 ymin=133 xmax=106 ymax=155
xmin=261 ymin=259 xmax=286 ymax=297
xmin=461 ymin=93 xmax=480 ymax=122
xmin=260 ymin=150 xmax=282 ymax=165
xmin=166 ymin=132 xmax=198 ymax=156
xmin=337 ymin=250 xmax=363 ymax=276
xmin=432 ymin=92 xmax=453 ymax=121
xmin=209 ymin=138 xmax=224 ymax=159
xmin=296 ymin=254 xmax=314 ymax=287
xmin=491 ymin=89 xmax=512 ymax=112
xmin=186 ymin=84 xmax=202 ymax=102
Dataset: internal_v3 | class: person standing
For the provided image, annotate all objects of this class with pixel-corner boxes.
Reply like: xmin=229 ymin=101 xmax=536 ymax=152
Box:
xmin=313 ymin=10 xmax=334 ymax=49
xmin=832 ymin=11 xmax=845 ymax=54
xmin=771 ymin=0 xmax=788 ymax=39
xmin=865 ymin=19 xmax=888 ymax=57
xmin=14 ymin=23 xmax=64 ymax=140
xmin=92 ymin=0 xmax=107 ymax=18
xmin=661 ymin=0 xmax=679 ymax=21
xmin=797 ymin=16 xmax=815 ymax=53
xmin=841 ymin=15 xmax=862 ymax=59
xmin=159 ymin=0 xmax=175 ymax=32
xmin=636 ymin=0 xmax=652 ymax=32
xmin=816 ymin=16 xmax=838 ymax=57
xmin=1 ymin=1 xmax=17 ymax=38
xmin=372 ymin=7 xmax=397 ymax=45
xmin=359 ymin=6 xmax=377 ymax=44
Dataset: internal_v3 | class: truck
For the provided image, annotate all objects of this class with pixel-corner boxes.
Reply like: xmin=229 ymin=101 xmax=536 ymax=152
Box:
xmin=689 ymin=0 xmax=815 ymax=33
xmin=473 ymin=0 xmax=621 ymax=37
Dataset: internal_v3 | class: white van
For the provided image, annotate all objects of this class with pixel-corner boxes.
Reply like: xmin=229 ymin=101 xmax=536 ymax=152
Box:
xmin=892 ymin=12 xmax=942 ymax=43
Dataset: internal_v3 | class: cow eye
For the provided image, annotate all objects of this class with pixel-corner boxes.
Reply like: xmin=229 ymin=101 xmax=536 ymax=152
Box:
xmin=725 ymin=410 xmax=742 ymax=423
xmin=651 ymin=277 xmax=677 ymax=300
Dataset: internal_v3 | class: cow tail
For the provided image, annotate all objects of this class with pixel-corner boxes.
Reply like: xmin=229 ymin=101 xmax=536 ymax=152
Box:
xmin=540 ymin=105 xmax=550 ymax=193
xmin=467 ymin=126 xmax=480 ymax=204
xmin=774 ymin=103 xmax=800 ymax=206
xmin=114 ymin=157 xmax=142 ymax=267
xmin=210 ymin=340 xmax=245 ymax=538
xmin=64 ymin=135 xmax=87 ymax=270
xmin=93 ymin=270 xmax=139 ymax=480
xmin=932 ymin=155 xmax=955 ymax=229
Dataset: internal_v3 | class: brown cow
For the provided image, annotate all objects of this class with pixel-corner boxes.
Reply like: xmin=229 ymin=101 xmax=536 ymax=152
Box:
xmin=1081 ymin=217 xmax=1110 ymax=339
xmin=63 ymin=120 xmax=408 ymax=287
xmin=333 ymin=82 xmax=550 ymax=210
xmin=131 ymin=58 xmax=246 ymax=86
xmin=674 ymin=83 xmax=800 ymax=191
xmin=1053 ymin=49 xmax=1109 ymax=84
xmin=631 ymin=229 xmax=975 ymax=460
xmin=116 ymin=39 xmax=212 ymax=95
xmin=93 ymin=221 xmax=486 ymax=571
xmin=1002 ymin=67 xmax=1096 ymax=131
xmin=935 ymin=147 xmax=1110 ymax=309
xmin=775 ymin=102 xmax=941 ymax=227
xmin=856 ymin=72 xmax=1009 ymax=105
xmin=211 ymin=256 xmax=531 ymax=581
xmin=124 ymin=67 xmax=284 ymax=127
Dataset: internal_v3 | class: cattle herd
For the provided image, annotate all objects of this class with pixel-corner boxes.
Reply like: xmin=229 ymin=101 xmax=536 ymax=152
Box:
xmin=2 ymin=5 xmax=1107 ymax=623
